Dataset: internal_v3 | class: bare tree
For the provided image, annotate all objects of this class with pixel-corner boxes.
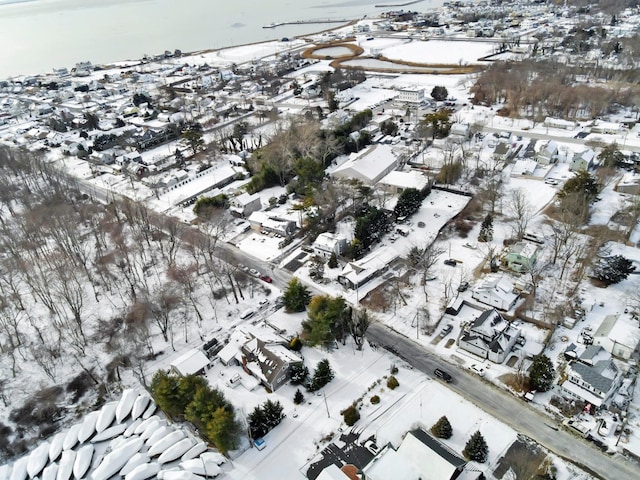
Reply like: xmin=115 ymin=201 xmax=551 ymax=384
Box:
xmin=348 ymin=308 xmax=372 ymax=350
xmin=509 ymin=189 xmax=532 ymax=240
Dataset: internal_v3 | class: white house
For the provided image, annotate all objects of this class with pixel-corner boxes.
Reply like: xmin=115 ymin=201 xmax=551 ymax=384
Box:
xmin=170 ymin=349 xmax=211 ymax=376
xmin=313 ymin=232 xmax=348 ymax=259
xmin=362 ymin=429 xmax=482 ymax=480
xmin=338 ymin=246 xmax=398 ymax=290
xmin=537 ymin=140 xmax=558 ymax=165
xmin=570 ymin=149 xmax=596 ymax=172
xmin=458 ymin=309 xmax=521 ymax=363
xmin=377 ymin=170 xmax=429 ymax=194
xmin=593 ymin=314 xmax=640 ymax=360
xmin=560 ymin=346 xmax=623 ymax=408
xmin=471 ymin=275 xmax=518 ymax=311
xmin=230 ymin=192 xmax=262 ymax=218
xmin=543 ymin=117 xmax=576 ymax=130
xmin=330 ymin=144 xmax=399 ymax=186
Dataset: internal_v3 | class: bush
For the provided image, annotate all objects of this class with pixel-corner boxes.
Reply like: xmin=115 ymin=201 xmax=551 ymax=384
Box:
xmin=342 ymin=404 xmax=360 ymax=426
xmin=289 ymin=337 xmax=303 ymax=351
xmin=370 ymin=395 xmax=380 ymax=404
xmin=386 ymin=376 xmax=399 ymax=390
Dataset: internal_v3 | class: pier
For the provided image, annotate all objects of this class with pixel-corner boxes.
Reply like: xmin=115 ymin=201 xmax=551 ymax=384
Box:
xmin=263 ymin=18 xmax=353 ymax=29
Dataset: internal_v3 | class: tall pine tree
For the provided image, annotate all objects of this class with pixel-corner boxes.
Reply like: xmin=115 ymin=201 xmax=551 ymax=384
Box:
xmin=478 ymin=213 xmax=493 ymax=242
xmin=463 ymin=430 xmax=488 ymax=462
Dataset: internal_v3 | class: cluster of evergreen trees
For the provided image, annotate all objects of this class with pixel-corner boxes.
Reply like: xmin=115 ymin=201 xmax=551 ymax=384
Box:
xmin=248 ymin=399 xmax=285 ymax=439
xmin=150 ymin=371 xmax=240 ymax=454
xmin=431 ymin=416 xmax=488 ymax=463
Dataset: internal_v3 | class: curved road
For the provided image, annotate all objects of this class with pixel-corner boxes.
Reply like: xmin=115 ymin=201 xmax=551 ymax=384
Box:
xmin=366 ymin=323 xmax=638 ymax=480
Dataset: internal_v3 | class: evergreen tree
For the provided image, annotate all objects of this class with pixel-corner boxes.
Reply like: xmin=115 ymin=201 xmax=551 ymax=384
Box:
xmin=394 ymin=188 xmax=424 ymax=219
xmin=478 ymin=213 xmax=493 ymax=242
xmin=283 ymin=278 xmax=311 ymax=313
xmin=529 ymin=354 xmax=556 ymax=392
xmin=302 ymin=295 xmax=348 ymax=347
xmin=593 ymin=255 xmax=635 ymax=285
xmin=431 ymin=416 xmax=453 ymax=439
xmin=150 ymin=370 xmax=184 ymax=419
xmin=463 ymin=430 xmax=488 ymax=463
xmin=206 ymin=407 xmax=240 ymax=455
xmin=248 ymin=405 xmax=267 ymax=439
xmin=294 ymin=389 xmax=305 ymax=405
xmin=328 ymin=252 xmax=338 ymax=269
xmin=431 ymin=85 xmax=449 ymax=101
xmin=184 ymin=386 xmax=229 ymax=430
xmin=289 ymin=362 xmax=309 ymax=385
xmin=308 ymin=359 xmax=334 ymax=392
xmin=559 ymin=169 xmax=599 ymax=202
xmin=262 ymin=399 xmax=285 ymax=428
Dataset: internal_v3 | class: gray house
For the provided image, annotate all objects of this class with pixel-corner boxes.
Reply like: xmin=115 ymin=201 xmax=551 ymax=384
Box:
xmin=241 ymin=337 xmax=303 ymax=391
xmin=458 ymin=309 xmax=521 ymax=363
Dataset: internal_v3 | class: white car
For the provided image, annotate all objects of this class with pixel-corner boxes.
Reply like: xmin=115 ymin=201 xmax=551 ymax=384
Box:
xmin=469 ymin=364 xmax=486 ymax=377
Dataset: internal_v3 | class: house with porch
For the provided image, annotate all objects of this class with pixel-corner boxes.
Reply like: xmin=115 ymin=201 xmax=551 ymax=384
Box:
xmin=471 ymin=274 xmax=518 ymax=311
xmin=458 ymin=309 xmax=521 ymax=363
xmin=241 ymin=337 xmax=303 ymax=391
xmin=560 ymin=345 xmax=623 ymax=409
xmin=338 ymin=246 xmax=398 ymax=290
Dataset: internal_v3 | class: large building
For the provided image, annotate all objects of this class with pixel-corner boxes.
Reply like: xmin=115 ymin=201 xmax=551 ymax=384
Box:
xmin=458 ymin=309 xmax=521 ymax=363
xmin=330 ymin=144 xmax=399 ymax=186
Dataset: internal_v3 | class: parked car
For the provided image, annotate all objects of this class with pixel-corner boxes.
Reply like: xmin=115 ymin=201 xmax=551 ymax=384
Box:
xmin=249 ymin=268 xmax=260 ymax=277
xmin=439 ymin=324 xmax=453 ymax=337
xmin=469 ymin=364 xmax=486 ymax=376
xmin=444 ymin=259 xmax=457 ymax=267
xmin=434 ymin=368 xmax=453 ymax=383
xmin=457 ymin=281 xmax=470 ymax=292
xmin=259 ymin=275 xmax=273 ymax=283
xmin=258 ymin=298 xmax=269 ymax=308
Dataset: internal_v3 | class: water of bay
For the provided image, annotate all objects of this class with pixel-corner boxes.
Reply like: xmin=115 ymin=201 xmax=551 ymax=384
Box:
xmin=0 ymin=0 xmax=443 ymax=78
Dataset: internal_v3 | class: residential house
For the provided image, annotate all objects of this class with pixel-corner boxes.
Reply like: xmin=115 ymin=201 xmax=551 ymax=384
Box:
xmin=504 ymin=241 xmax=539 ymax=273
xmin=493 ymin=141 xmax=511 ymax=162
xmin=471 ymin=274 xmax=518 ymax=311
xmin=313 ymin=232 xmax=348 ymax=259
xmin=377 ymin=170 xmax=429 ymax=195
xmin=361 ymin=429 xmax=482 ymax=480
xmin=616 ymin=177 xmax=640 ymax=195
xmin=449 ymin=123 xmax=471 ymax=142
xmin=560 ymin=345 xmax=623 ymax=408
xmin=590 ymin=120 xmax=620 ymax=135
xmin=593 ymin=314 xmax=640 ymax=360
xmin=570 ymin=149 xmax=596 ymax=172
xmin=230 ymin=192 xmax=262 ymax=218
xmin=241 ymin=337 xmax=303 ymax=391
xmin=330 ymin=144 xmax=399 ymax=186
xmin=247 ymin=211 xmax=297 ymax=237
xmin=543 ymin=117 xmax=576 ymax=130
xmin=458 ymin=309 xmax=521 ymax=363
xmin=537 ymin=140 xmax=558 ymax=165
xmin=338 ymin=246 xmax=398 ymax=290
xmin=170 ymin=348 xmax=211 ymax=376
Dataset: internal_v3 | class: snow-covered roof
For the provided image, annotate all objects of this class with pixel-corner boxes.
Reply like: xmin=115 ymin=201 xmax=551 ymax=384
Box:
xmin=330 ymin=144 xmax=398 ymax=185
xmin=378 ymin=170 xmax=429 ymax=190
xmin=508 ymin=241 xmax=538 ymax=259
xmin=339 ymin=246 xmax=398 ymax=288
xmin=170 ymin=349 xmax=210 ymax=376
xmin=594 ymin=314 xmax=640 ymax=349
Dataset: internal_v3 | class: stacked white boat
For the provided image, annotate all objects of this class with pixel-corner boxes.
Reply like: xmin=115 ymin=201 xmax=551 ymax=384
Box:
xmin=5 ymin=388 xmax=227 ymax=480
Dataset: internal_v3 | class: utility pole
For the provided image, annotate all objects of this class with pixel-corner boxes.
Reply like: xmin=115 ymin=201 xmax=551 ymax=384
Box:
xmin=323 ymin=391 xmax=330 ymax=418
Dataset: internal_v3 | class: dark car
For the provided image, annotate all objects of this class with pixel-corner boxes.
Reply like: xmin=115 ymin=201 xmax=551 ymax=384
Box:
xmin=444 ymin=259 xmax=457 ymax=267
xmin=259 ymin=275 xmax=273 ymax=283
xmin=434 ymin=368 xmax=453 ymax=383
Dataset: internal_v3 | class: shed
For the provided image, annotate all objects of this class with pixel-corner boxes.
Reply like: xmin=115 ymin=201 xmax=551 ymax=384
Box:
xmin=170 ymin=349 xmax=210 ymax=376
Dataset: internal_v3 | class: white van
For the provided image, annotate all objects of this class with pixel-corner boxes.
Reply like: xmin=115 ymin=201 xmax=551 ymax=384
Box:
xmin=226 ymin=373 xmax=241 ymax=388
xmin=240 ymin=308 xmax=256 ymax=320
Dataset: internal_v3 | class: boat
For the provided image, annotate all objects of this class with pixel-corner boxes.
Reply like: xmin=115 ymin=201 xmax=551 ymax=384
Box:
xmin=77 ymin=411 xmax=100 ymax=444
xmin=200 ymin=452 xmax=226 ymax=465
xmin=123 ymin=418 xmax=142 ymax=438
xmin=41 ymin=463 xmax=59 ymax=480
xmin=130 ymin=395 xmax=151 ymax=421
xmin=72 ymin=444 xmax=94 ymax=479
xmin=147 ymin=430 xmax=185 ymax=457
xmin=124 ymin=462 xmax=160 ymax=480
xmin=141 ymin=401 xmax=157 ymax=419
xmin=145 ymin=425 xmax=172 ymax=445
xmin=27 ymin=441 xmax=50 ymax=478
xmin=56 ymin=450 xmax=76 ymax=480
xmin=9 ymin=455 xmax=29 ymax=480
xmin=95 ymin=401 xmax=118 ymax=433
xmin=133 ymin=415 xmax=160 ymax=436
xmin=158 ymin=438 xmax=196 ymax=464
xmin=90 ymin=422 xmax=127 ymax=443
xmin=119 ymin=453 xmax=150 ymax=477
xmin=179 ymin=458 xmax=222 ymax=477
xmin=48 ymin=432 xmax=66 ymax=463
xmin=140 ymin=420 xmax=165 ymax=442
xmin=90 ymin=437 xmax=143 ymax=480
xmin=116 ymin=389 xmax=138 ymax=423
xmin=181 ymin=441 xmax=207 ymax=461
xmin=63 ymin=424 xmax=82 ymax=451
xmin=160 ymin=471 xmax=204 ymax=480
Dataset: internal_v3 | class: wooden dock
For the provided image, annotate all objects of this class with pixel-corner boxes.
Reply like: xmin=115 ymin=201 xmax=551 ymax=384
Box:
xmin=263 ymin=19 xmax=352 ymax=29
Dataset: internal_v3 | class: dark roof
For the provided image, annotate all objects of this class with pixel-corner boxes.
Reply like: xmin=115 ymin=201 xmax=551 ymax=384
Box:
xmin=409 ymin=429 xmax=466 ymax=469
xmin=571 ymin=361 xmax=615 ymax=393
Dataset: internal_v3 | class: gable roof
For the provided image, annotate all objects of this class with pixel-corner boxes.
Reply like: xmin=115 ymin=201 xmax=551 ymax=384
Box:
xmin=571 ymin=360 xmax=618 ymax=393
